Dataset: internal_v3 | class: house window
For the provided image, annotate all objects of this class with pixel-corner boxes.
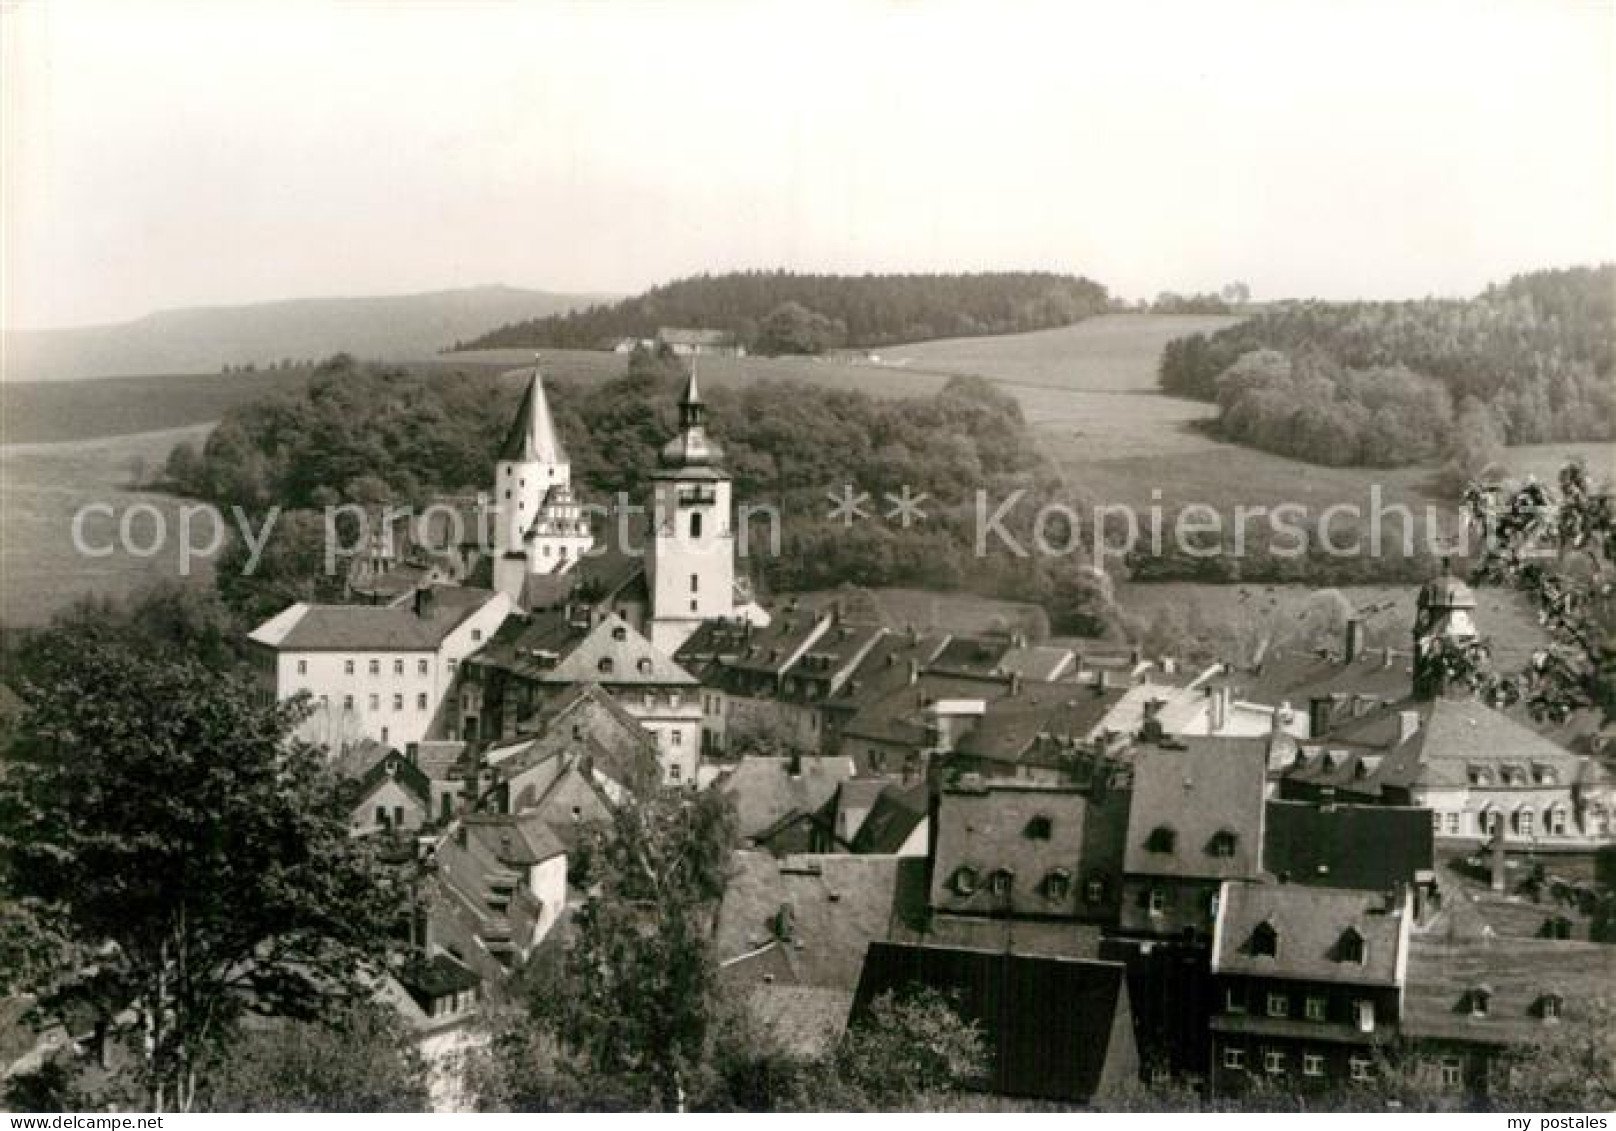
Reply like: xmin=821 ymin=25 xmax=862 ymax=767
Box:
xmin=1482 ymin=810 xmax=1502 ymax=836
xmin=669 ymin=764 xmax=682 ymax=783
xmin=1084 ymin=876 xmax=1107 ymax=904
xmin=611 ymin=625 xmax=627 ymax=642
xmin=448 ymin=659 xmax=458 ymax=673
xmin=369 ymin=659 xmax=380 ymax=676
xmin=1225 ymin=986 xmax=1247 ymax=1014
xmin=1303 ymin=1053 xmax=1324 ymax=1078
xmin=1354 ymin=999 xmax=1376 ymax=1032
xmin=1305 ymin=996 xmax=1327 ymax=1022
xmin=671 ymin=730 xmax=682 ymax=747
xmin=345 ymin=659 xmax=355 ymax=675
xmin=1445 ymin=812 xmax=1460 ymax=835
xmin=1266 ymin=992 xmax=1289 ymax=1018
xmin=418 ymin=659 xmax=429 ymax=676
xmin=1432 ymin=810 xmax=1443 ymax=833
xmin=1349 ymin=1056 xmax=1373 ymax=1082
xmin=690 ymin=573 xmax=699 ymax=593
xmin=1025 ymin=815 xmax=1053 ymax=840
xmin=392 ymin=693 xmax=403 ymax=711
xmin=951 ymin=867 xmax=979 ymax=896
xmin=368 ymin=693 xmax=380 ymax=711
xmin=1043 ymin=870 xmax=1071 ymax=900
xmin=375 ymin=806 xmax=388 ymax=828
xmin=394 ymin=659 xmax=404 ymax=676
xmin=1251 ymin=921 xmax=1279 ymax=958
xmin=1440 ymin=1057 xmax=1462 ymax=1088
xmin=417 ymin=693 xmax=428 ymax=711
xmin=1148 ymin=888 xmax=1167 ymax=915
xmin=690 ymin=512 xmax=703 ymax=539
xmin=1337 ymin=927 xmax=1366 ymax=964
xmin=1222 ymin=1047 xmax=1246 ymax=1071
xmin=343 ymin=695 xmax=354 ymax=710
xmin=598 ymin=658 xmax=614 ymax=675
xmin=1208 ymin=830 xmax=1238 ymax=857
xmin=1539 ymin=994 xmax=1562 ymax=1022
xmin=988 ymin=869 xmax=1014 ymax=897
xmin=638 ymin=659 xmax=654 ymax=676
xmin=1515 ymin=808 xmax=1534 ymax=837
xmin=297 ymin=659 xmax=308 ymax=675
xmin=472 ymin=629 xmax=483 ymax=643
xmin=1469 ymin=988 xmax=1491 ymax=1017
xmin=1264 ymin=1049 xmax=1286 ymax=1075
xmin=1547 ymin=808 xmax=1568 ymax=836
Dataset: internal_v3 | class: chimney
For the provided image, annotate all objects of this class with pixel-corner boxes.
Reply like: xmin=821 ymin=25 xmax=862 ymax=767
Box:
xmin=907 ymin=658 xmax=919 ymax=686
xmin=1097 ymin=669 xmax=1111 ymax=693
xmin=1208 ymin=685 xmax=1230 ymax=733
xmin=1308 ymin=696 xmax=1336 ymax=739
xmin=1009 ymin=672 xmax=1023 ymax=698
xmin=1382 ymin=646 xmax=1395 ymax=669
xmin=1344 ymin=617 xmax=1365 ymax=663
xmin=1397 ymin=709 xmax=1421 ymax=744
xmin=413 ymin=585 xmax=437 ymax=618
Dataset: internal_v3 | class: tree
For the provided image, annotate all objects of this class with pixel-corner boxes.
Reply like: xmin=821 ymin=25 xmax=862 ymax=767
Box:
xmin=755 ymin=301 xmax=844 ymax=356
xmin=1459 ymin=458 xmax=1615 ymax=723
xmin=832 ymin=988 xmax=988 ymax=1106
xmin=1443 ymin=397 xmax=1506 ymax=496
xmin=536 ymin=786 xmax=738 ymax=1109
xmin=198 ymin=1004 xmax=431 ymax=1112
xmin=0 ymin=640 xmax=403 ymax=1110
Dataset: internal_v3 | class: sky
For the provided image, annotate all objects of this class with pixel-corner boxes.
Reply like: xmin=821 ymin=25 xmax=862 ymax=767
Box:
xmin=3 ymin=0 xmax=1613 ymax=329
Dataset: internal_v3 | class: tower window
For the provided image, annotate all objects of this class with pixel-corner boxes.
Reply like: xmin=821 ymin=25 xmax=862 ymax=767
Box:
xmin=690 ymin=573 xmax=699 ymax=593
xmin=690 ymin=512 xmax=703 ymax=538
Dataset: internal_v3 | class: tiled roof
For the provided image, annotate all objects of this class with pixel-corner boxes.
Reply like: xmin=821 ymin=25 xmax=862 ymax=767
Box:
xmin=547 ymin=613 xmax=696 ymax=686
xmin=250 ymin=587 xmax=502 ymax=651
xmin=1263 ymin=799 xmax=1433 ymax=890
xmin=1123 ymin=737 xmax=1268 ymax=880
xmin=720 ymin=756 xmax=857 ymax=839
xmin=928 ymin=635 xmax=1015 ymax=677
xmin=995 ymin=645 xmax=1077 ymax=682
xmin=839 ymin=672 xmax=1012 ymax=748
xmin=1212 ymin=882 xmax=1408 ymax=988
xmin=725 ymin=614 xmax=829 ymax=676
xmin=916 ymin=915 xmax=1107 ymax=960
xmin=931 ymin=782 xmax=1127 ymax=919
xmin=744 ymin=984 xmax=854 ymax=1060
xmin=461 ymin=810 xmax=567 ymax=866
xmin=714 ymin=851 xmax=928 ymax=991
xmin=825 ymin=629 xmax=952 ymax=714
xmin=1403 ymin=937 xmax=1616 ymax=1045
xmin=952 ymin=687 xmax=1125 ymax=765
xmin=1235 ymin=648 xmax=1414 ymax=709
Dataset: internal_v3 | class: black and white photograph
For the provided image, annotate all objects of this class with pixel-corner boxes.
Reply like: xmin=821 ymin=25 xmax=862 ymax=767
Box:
xmin=0 ymin=0 xmax=1612 ymax=1118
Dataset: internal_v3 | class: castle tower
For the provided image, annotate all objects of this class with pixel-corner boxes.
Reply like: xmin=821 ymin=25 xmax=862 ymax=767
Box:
xmin=1411 ymin=565 xmax=1479 ymax=700
xmin=493 ymin=362 xmax=575 ymax=601
xmin=646 ymin=364 xmax=735 ymax=654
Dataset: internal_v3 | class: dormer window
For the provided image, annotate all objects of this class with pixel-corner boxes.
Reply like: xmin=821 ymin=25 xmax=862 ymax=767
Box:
xmin=1146 ymin=825 xmax=1177 ymax=853
xmin=1025 ymin=815 xmax=1053 ymax=840
xmin=1538 ymin=993 xmax=1563 ymax=1022
xmin=1251 ymin=921 xmax=1279 ymax=958
xmin=1336 ymin=926 xmax=1366 ymax=965
xmin=1043 ymin=869 xmax=1072 ymax=901
xmin=988 ymin=868 xmax=1015 ymax=897
xmin=597 ymin=658 xmax=614 ymax=675
xmin=637 ymin=658 xmax=654 ymax=676
xmin=612 ymin=626 xmax=627 ymax=642
xmin=950 ymin=866 xmax=979 ymax=896
xmin=1468 ymin=986 xmax=1492 ymax=1017
xmin=1208 ymin=830 xmax=1239 ymax=858
xmin=1084 ymin=875 xmax=1107 ymax=904
xmin=1532 ymin=763 xmax=1557 ymax=785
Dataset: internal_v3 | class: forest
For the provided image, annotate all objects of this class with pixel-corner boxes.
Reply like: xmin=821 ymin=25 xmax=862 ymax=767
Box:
xmin=165 ymin=349 xmax=1112 ymax=633
xmin=453 ymin=270 xmax=1111 ymax=354
xmin=1157 ymin=265 xmax=1616 ymax=465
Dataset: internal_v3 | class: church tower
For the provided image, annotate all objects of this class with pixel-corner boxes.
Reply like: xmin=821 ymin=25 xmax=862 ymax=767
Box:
xmin=646 ymin=365 xmax=735 ymax=654
xmin=493 ymin=362 xmax=586 ymax=602
xmin=1411 ymin=565 xmax=1479 ymax=699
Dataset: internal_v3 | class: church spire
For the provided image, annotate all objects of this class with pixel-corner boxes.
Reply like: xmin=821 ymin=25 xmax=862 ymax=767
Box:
xmin=499 ymin=356 xmax=566 ymax=465
xmin=659 ymin=356 xmax=723 ymax=469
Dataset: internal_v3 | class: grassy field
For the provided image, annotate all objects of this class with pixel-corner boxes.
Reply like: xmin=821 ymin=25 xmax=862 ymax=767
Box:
xmin=0 ymin=425 xmax=221 ymax=625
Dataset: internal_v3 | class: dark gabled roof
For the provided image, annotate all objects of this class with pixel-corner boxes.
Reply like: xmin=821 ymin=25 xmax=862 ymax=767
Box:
xmin=931 ymin=781 xmax=1127 ymax=918
xmin=1235 ymin=648 xmax=1414 ymax=709
xmin=461 ymin=810 xmax=567 ymax=866
xmin=715 ymin=851 xmax=929 ymax=991
xmin=928 ymin=634 xmax=1016 ymax=677
xmin=353 ymin=748 xmax=432 ymax=810
xmin=839 ymin=672 xmax=1012 ymax=748
xmin=825 ymin=628 xmax=952 ymax=715
xmin=851 ymin=941 xmax=1136 ymax=1103
xmin=849 ymin=781 xmax=929 ymax=854
xmin=725 ymin=613 xmax=829 ymax=677
xmin=1123 ymin=737 xmax=1268 ymax=880
xmin=995 ymin=645 xmax=1077 ymax=682
xmin=720 ymin=756 xmax=857 ymax=839
xmin=1263 ymin=799 xmax=1432 ymax=890
xmin=1403 ymin=937 xmax=1616 ymax=1046
xmin=917 ymin=914 xmax=1107 ymax=961
xmin=1212 ymin=882 xmax=1407 ymax=988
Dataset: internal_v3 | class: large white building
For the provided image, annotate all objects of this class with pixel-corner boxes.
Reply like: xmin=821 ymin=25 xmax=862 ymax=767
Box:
xmin=248 ymin=586 xmax=514 ymax=750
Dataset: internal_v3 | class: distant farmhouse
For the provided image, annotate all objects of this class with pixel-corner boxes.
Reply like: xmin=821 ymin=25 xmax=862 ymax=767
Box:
xmin=655 ymin=326 xmax=744 ymax=357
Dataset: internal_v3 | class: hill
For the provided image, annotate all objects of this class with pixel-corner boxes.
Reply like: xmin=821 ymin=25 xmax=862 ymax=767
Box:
xmin=3 ymin=285 xmax=611 ymax=382
xmin=455 ymin=270 xmax=1111 ymax=354
xmin=1156 ymin=265 xmax=1616 ymax=464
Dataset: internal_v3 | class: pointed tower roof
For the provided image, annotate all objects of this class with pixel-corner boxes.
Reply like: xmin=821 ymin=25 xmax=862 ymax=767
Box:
xmin=658 ymin=356 xmax=725 ymax=471
xmin=499 ymin=360 xmax=567 ymax=464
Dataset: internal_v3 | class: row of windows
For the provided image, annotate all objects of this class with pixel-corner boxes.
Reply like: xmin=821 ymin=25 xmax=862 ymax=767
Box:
xmin=951 ymin=866 xmax=1106 ymax=902
xmin=1225 ymin=987 xmax=1375 ymax=1028
xmin=300 ymin=657 xmax=441 ymax=678
xmin=312 ymin=691 xmax=431 ymax=713
xmin=1221 ymin=1046 xmax=1376 ymax=1081
xmin=1434 ymin=807 xmax=1571 ymax=837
